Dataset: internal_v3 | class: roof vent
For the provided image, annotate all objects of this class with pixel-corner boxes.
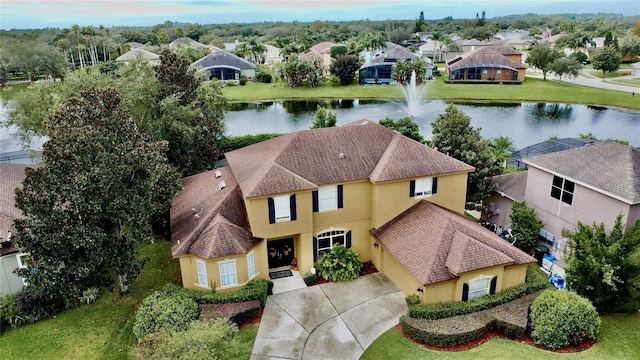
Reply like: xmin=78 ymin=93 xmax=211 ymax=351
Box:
xmin=214 ymin=170 xmax=222 ymax=178
xmin=218 ymin=181 xmax=226 ymax=190
xmin=194 ymin=214 xmax=200 ymax=220
xmin=339 ymin=153 xmax=345 ymax=159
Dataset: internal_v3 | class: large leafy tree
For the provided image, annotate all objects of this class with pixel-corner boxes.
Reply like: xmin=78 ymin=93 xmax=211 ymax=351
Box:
xmin=562 ymin=217 xmax=640 ymax=313
xmin=329 ymin=55 xmax=360 ymax=85
xmin=619 ymin=35 xmax=640 ymax=60
xmin=488 ymin=136 xmax=516 ymax=168
xmin=431 ymin=104 xmax=498 ymax=210
xmin=549 ymin=57 xmax=581 ymax=84
xmin=591 ymin=46 xmax=621 ymax=80
xmin=379 ymin=116 xmax=425 ymax=143
xmin=509 ymin=201 xmax=543 ymax=252
xmin=13 ymin=87 xmax=181 ymax=308
xmin=526 ymin=43 xmax=563 ymax=81
xmin=392 ymin=58 xmax=425 ymax=84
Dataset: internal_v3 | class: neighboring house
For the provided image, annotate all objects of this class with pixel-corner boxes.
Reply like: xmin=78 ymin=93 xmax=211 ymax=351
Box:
xmin=507 ymin=37 xmax=537 ymax=51
xmin=170 ymin=120 xmax=535 ymax=304
xmin=487 ymin=143 xmax=640 ymax=257
xmin=263 ymin=44 xmax=283 ymax=65
xmin=481 ymin=171 xmax=528 ymax=230
xmin=169 ymin=37 xmax=213 ymax=51
xmin=446 ymin=46 xmax=526 ymax=83
xmin=115 ymin=48 xmax=160 ymax=65
xmin=510 ymin=138 xmax=598 ymax=168
xmin=541 ymin=33 xmax=564 ymax=48
xmin=191 ymin=51 xmax=256 ymax=81
xmin=359 ymin=42 xmax=433 ymax=84
xmin=0 ymin=164 xmax=28 ymax=296
xmin=125 ymin=41 xmax=145 ymax=49
xmin=299 ymin=41 xmax=338 ymax=76
xmin=443 ymin=38 xmax=493 ymax=62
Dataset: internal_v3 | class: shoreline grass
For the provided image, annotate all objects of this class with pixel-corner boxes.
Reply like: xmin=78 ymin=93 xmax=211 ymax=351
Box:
xmin=221 ymin=77 xmax=640 ymax=110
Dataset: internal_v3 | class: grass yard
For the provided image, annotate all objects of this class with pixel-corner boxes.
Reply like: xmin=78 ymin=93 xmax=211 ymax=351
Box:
xmin=0 ymin=240 xmax=182 ymax=360
xmin=585 ymin=70 xmax=632 ymax=78
xmin=222 ymin=77 xmax=640 ymax=110
xmin=361 ymin=312 xmax=640 ymax=360
xmin=608 ymin=78 xmax=640 ymax=87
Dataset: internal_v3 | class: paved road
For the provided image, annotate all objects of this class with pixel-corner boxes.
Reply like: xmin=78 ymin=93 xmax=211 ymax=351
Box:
xmin=527 ymin=68 xmax=640 ymax=93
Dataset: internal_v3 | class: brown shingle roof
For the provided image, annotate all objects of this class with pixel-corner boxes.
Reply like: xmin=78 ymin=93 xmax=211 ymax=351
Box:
xmin=0 ymin=164 xmax=27 ymax=256
xmin=171 ymin=167 xmax=259 ymax=259
xmin=493 ymin=171 xmax=528 ymax=201
xmin=450 ymin=48 xmax=525 ymax=71
xmin=225 ymin=120 xmax=474 ymax=198
xmin=370 ymin=201 xmax=535 ymax=285
xmin=477 ymin=45 xmax=522 ymax=56
xmin=524 ymin=143 xmax=640 ymax=204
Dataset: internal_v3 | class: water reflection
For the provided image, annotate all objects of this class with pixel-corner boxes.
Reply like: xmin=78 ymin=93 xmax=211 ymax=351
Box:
xmin=527 ymin=103 xmax=574 ymax=121
xmin=224 ymin=100 xmax=640 ymax=148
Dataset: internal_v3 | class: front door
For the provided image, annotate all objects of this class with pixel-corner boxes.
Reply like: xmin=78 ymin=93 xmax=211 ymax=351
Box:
xmin=268 ymin=237 xmax=294 ymax=269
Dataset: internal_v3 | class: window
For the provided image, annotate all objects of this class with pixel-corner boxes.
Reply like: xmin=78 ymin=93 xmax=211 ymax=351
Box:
xmin=410 ymin=177 xmax=438 ymax=197
xmin=196 ymin=260 xmax=208 ymax=287
xmin=247 ymin=252 xmax=256 ymax=279
xmin=496 ymin=69 xmax=502 ymax=77
xmin=268 ymin=194 xmax=296 ymax=223
xmin=219 ymin=261 xmax=237 ymax=287
xmin=467 ymin=278 xmax=490 ymax=301
xmin=313 ymin=185 xmax=343 ymax=212
xmin=482 ymin=69 xmax=488 ymax=78
xmin=313 ymin=230 xmax=351 ymax=260
xmin=17 ymin=253 xmax=29 ymax=285
xmin=551 ymin=175 xmax=575 ymax=205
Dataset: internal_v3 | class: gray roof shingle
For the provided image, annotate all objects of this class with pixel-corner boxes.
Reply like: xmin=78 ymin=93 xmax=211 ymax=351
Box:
xmin=370 ymin=200 xmax=535 ymax=284
xmin=493 ymin=171 xmax=528 ymax=201
xmin=524 ymin=143 xmax=640 ymax=204
xmin=191 ymin=51 xmax=256 ymax=70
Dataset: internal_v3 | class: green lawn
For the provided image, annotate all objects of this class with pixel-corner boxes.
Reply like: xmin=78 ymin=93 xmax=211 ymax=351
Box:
xmin=361 ymin=312 xmax=640 ymax=360
xmin=608 ymin=78 xmax=640 ymax=87
xmin=585 ymin=70 xmax=632 ymax=78
xmin=0 ymin=240 xmax=182 ymax=360
xmin=222 ymin=77 xmax=640 ymax=110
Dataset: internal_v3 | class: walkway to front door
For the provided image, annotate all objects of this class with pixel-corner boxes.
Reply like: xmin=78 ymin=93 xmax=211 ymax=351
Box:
xmin=251 ymin=273 xmax=407 ymax=360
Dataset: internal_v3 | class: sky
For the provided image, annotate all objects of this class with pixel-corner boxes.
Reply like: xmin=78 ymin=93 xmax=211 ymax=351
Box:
xmin=1 ymin=0 xmax=638 ymax=30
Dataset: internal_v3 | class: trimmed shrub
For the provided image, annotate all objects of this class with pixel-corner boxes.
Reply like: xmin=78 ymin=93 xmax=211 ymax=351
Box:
xmin=408 ymin=265 xmax=551 ymax=320
xmin=140 ymin=318 xmax=248 ymax=360
xmin=400 ymin=292 xmax=538 ymax=347
xmin=218 ymin=134 xmax=282 ymax=156
xmin=133 ymin=290 xmax=199 ymax=340
xmin=405 ymin=294 xmax=421 ymax=307
xmin=181 ymin=278 xmax=271 ymax=306
xmin=530 ymin=289 xmax=600 ymax=349
xmin=0 ymin=294 xmax=19 ymax=331
xmin=316 ymin=244 xmax=362 ymax=282
xmin=303 ymin=272 xmax=317 ymax=286
xmin=239 ymin=76 xmax=248 ymax=86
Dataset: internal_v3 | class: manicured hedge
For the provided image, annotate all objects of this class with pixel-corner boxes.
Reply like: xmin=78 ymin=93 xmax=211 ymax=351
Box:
xmin=408 ymin=265 xmax=551 ymax=320
xmin=217 ymin=134 xmax=282 ymax=156
xmin=400 ymin=292 xmax=538 ymax=347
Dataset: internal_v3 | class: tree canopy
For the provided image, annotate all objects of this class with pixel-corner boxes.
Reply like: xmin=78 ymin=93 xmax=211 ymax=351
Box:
xmin=13 ymin=87 xmax=181 ymax=308
xmin=431 ymin=104 xmax=498 ymax=210
xmin=526 ymin=43 xmax=564 ymax=81
xmin=591 ymin=46 xmax=621 ymax=80
xmin=509 ymin=201 xmax=544 ymax=252
xmin=562 ymin=216 xmax=640 ymax=313
xmin=379 ymin=116 xmax=425 ymax=143
xmin=310 ymin=105 xmax=337 ymax=129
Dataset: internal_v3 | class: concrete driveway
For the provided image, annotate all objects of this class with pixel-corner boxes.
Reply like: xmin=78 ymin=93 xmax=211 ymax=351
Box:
xmin=251 ymin=272 xmax=407 ymax=360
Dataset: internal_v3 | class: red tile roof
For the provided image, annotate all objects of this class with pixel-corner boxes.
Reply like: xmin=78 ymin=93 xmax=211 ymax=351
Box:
xmin=370 ymin=201 xmax=535 ymax=284
xmin=225 ymin=120 xmax=474 ymax=198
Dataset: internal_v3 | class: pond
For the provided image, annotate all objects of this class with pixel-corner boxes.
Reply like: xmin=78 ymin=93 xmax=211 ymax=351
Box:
xmin=225 ymin=99 xmax=640 ymax=149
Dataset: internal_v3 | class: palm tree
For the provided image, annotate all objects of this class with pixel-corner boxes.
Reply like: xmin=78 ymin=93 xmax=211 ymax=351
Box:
xmin=71 ymin=25 xmax=86 ymax=68
xmin=99 ymin=25 xmax=111 ymax=62
xmin=489 ymin=136 xmax=516 ymax=168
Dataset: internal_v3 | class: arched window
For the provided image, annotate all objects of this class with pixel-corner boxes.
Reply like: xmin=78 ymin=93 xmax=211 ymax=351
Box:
xmin=313 ymin=230 xmax=352 ymax=261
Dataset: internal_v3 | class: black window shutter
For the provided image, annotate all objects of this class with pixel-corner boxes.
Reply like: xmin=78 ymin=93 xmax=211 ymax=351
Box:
xmin=346 ymin=231 xmax=352 ymax=248
xmin=490 ymin=276 xmax=497 ymax=295
xmin=268 ymin=198 xmax=275 ymax=224
xmin=462 ymin=283 xmax=469 ymax=302
xmin=290 ymin=194 xmax=297 ymax=221
xmin=409 ymin=180 xmax=416 ymax=197
xmin=432 ymin=177 xmax=438 ymax=194
xmin=312 ymin=191 xmax=319 ymax=212
xmin=313 ymin=237 xmax=318 ymax=262
xmin=337 ymin=185 xmax=344 ymax=208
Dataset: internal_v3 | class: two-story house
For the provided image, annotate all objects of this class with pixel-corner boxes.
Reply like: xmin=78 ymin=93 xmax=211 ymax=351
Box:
xmin=171 ymin=121 xmax=534 ymax=303
xmin=484 ymin=142 xmax=640 ymax=258
xmin=0 ymin=163 xmax=28 ymax=296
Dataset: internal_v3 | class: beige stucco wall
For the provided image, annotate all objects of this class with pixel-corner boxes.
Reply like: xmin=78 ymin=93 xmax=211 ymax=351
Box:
xmin=245 ymin=192 xmax=314 ymax=239
xmin=178 ymin=241 xmax=268 ymax=292
xmin=454 ymin=265 xmax=505 ymax=301
xmin=501 ymin=263 xmax=529 ymax=290
xmin=0 ymin=253 xmax=24 ymax=296
xmin=524 ymin=167 xmax=634 ymax=245
xmin=371 ymin=172 xmax=469 ymax=228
